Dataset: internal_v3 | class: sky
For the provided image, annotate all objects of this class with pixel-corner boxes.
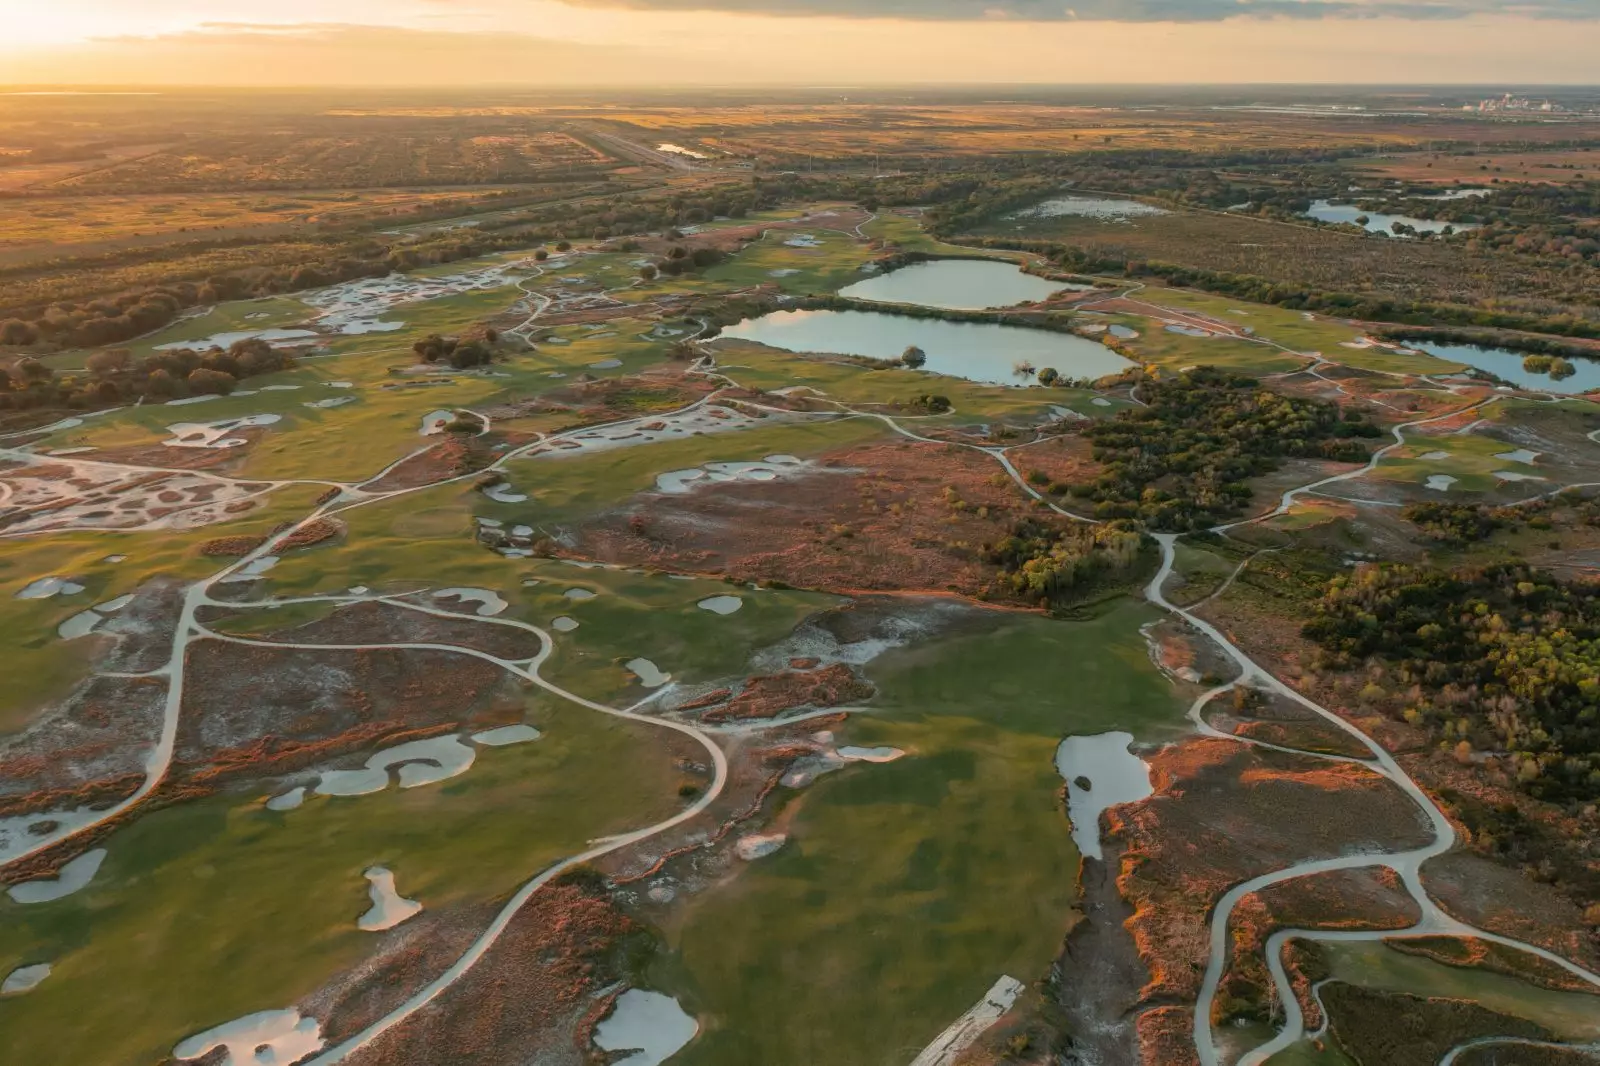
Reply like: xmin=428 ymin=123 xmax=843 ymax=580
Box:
xmin=2 ymin=0 xmax=1600 ymax=86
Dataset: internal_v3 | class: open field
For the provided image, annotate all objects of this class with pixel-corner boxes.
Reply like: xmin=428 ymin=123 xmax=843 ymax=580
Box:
xmin=1356 ymin=148 xmax=1600 ymax=187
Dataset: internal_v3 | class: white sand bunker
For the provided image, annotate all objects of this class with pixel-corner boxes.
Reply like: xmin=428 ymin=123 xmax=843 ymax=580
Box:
xmin=304 ymin=397 xmax=355 ymax=410
xmin=656 ymin=456 xmax=807 ymax=495
xmin=564 ymin=588 xmax=597 ymax=601
xmin=1055 ymin=732 xmax=1152 ymax=861
xmin=358 ymin=866 xmax=423 ymax=932
xmin=1420 ymin=450 xmax=1451 ymax=461
xmin=1425 ymin=474 xmax=1459 ymax=492
xmin=165 ymin=414 xmax=282 ymax=450
xmin=909 ymin=975 xmax=1026 ymax=1066
xmin=531 ymin=404 xmax=768 ymax=460
xmin=1496 ymin=449 xmax=1541 ymax=464
xmin=697 ymin=595 xmax=744 ymax=615
xmin=315 ymin=736 xmax=477 ymax=797
xmin=1091 ymin=397 xmax=1113 ymax=407
xmin=433 ymin=587 xmax=508 ymax=617
xmin=2 ymin=456 xmax=269 ymax=535
xmin=174 ymin=1009 xmax=324 ymax=1066
xmin=1494 ymin=470 xmax=1545 ymax=482
xmin=483 ymin=481 xmax=528 ymax=503
xmin=594 ymin=990 xmax=699 ymax=1066
xmin=627 ymin=658 xmax=671 ymax=688
xmin=838 ymin=746 xmax=904 ymax=763
xmin=783 ymin=234 xmax=823 ymax=248
xmin=769 ymin=269 xmax=800 ymax=277
xmin=552 ymin=616 xmax=580 ymax=632
xmin=8 ymin=848 xmax=107 ymax=904
xmin=17 ymin=576 xmax=84 ymax=600
xmin=735 ymin=833 xmax=787 ymax=860
xmin=156 ymin=328 xmax=317 ymax=352
xmin=0 ymin=808 xmax=99 ymax=864
xmin=420 ymin=410 xmax=456 ymax=436
xmin=590 ymin=358 xmax=623 ymax=369
xmin=471 ymin=724 xmax=543 ymax=746
xmin=266 ymin=787 xmax=305 ymax=812
xmin=2 ymin=963 xmax=51 ymax=995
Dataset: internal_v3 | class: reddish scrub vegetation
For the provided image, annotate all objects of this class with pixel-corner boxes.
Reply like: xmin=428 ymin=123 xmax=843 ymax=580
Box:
xmin=200 ymin=516 xmax=343 ymax=557
xmin=698 ymin=663 xmax=873 ymax=723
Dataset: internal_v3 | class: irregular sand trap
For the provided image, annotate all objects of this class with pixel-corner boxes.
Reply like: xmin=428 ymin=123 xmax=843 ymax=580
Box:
xmin=420 ymin=410 xmax=455 ymax=436
xmin=173 ymin=1009 xmax=324 ymax=1066
xmin=564 ymin=588 xmax=597 ymax=601
xmin=627 ymin=658 xmax=671 ymax=688
xmin=1055 ymin=731 xmax=1152 ymax=861
xmin=908 ymin=975 xmax=1026 ymax=1066
xmin=96 ymin=594 xmax=134 ymax=612
xmin=471 ymin=724 xmax=543 ymax=746
xmin=735 ymin=833 xmax=787 ymax=860
xmin=1425 ymin=475 xmax=1458 ymax=492
xmin=2 ymin=963 xmax=51 ymax=995
xmin=16 ymin=577 xmax=85 ymax=600
xmin=769 ymin=269 xmax=800 ymax=277
xmin=358 ymin=866 xmax=423 ymax=932
xmin=783 ymin=234 xmax=822 ymax=248
xmin=433 ymin=587 xmax=508 ymax=617
xmin=103 ymin=554 xmax=127 ymax=563
xmin=8 ymin=848 xmax=108 ymax=904
xmin=552 ymin=616 xmax=580 ymax=632
xmin=0 ymin=808 xmax=99 ymax=864
xmin=590 ymin=358 xmax=623 ymax=369
xmin=530 ymin=404 xmax=766 ymax=460
xmin=1420 ymin=450 xmax=1451 ymax=461
xmin=57 ymin=609 xmax=103 ymax=639
xmin=164 ymin=414 xmax=282 ymax=450
xmin=304 ymin=397 xmax=355 ymax=409
xmin=656 ymin=456 xmax=807 ymax=495
xmin=1109 ymin=325 xmax=1139 ymax=339
xmin=838 ymin=746 xmax=904 ymax=763
xmin=1165 ymin=324 xmax=1212 ymax=337
xmin=1091 ymin=397 xmax=1113 ymax=407
xmin=697 ymin=595 xmax=744 ymax=615
xmin=315 ymin=736 xmax=478 ymax=797
xmin=1496 ymin=449 xmax=1541 ymax=464
xmin=266 ymin=787 xmax=306 ymax=812
xmin=483 ymin=483 xmax=529 ymax=504
xmin=1494 ymin=470 xmax=1545 ymax=482
xmin=329 ymin=381 xmax=355 ymax=389
xmin=593 ymin=990 xmax=699 ymax=1066
xmin=261 ymin=385 xmax=302 ymax=392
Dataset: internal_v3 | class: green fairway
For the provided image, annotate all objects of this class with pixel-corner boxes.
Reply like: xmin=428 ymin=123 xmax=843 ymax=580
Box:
xmin=654 ymin=600 xmax=1187 ymax=1066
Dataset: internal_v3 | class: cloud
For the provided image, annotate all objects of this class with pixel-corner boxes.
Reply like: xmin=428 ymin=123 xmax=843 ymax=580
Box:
xmin=557 ymin=0 xmax=1600 ymax=20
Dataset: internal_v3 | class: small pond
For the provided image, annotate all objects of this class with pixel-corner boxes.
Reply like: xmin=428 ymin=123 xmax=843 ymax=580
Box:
xmin=721 ymin=309 xmax=1134 ymax=386
xmin=838 ymin=258 xmax=1089 ymax=311
xmin=1304 ymin=200 xmax=1479 ymax=236
xmin=1009 ymin=196 xmax=1168 ymax=221
xmin=1413 ymin=341 xmax=1600 ymax=395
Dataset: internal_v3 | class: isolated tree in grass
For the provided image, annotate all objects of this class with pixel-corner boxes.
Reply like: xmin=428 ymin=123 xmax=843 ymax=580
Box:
xmin=555 ymin=241 xmax=572 ymax=252
xmin=1037 ymin=367 xmax=1060 ymax=386
xmin=901 ymin=346 xmax=926 ymax=369
xmin=187 ymin=368 xmax=237 ymax=396
xmin=448 ymin=341 xmax=492 ymax=370
xmin=86 ymin=349 xmax=132 ymax=378
xmin=534 ymin=249 xmax=549 ymax=262
xmin=639 ymin=264 xmax=659 ymax=282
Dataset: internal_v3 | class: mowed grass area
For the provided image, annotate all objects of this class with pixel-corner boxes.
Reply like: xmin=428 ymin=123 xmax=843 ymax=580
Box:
xmin=0 ymin=696 xmax=685 ymax=1066
xmin=703 ymin=228 xmax=873 ymax=295
xmin=655 ymin=601 xmax=1187 ymax=1066
xmin=1371 ymin=432 xmax=1538 ymax=496
xmin=0 ymin=483 xmax=328 ymax=733
xmin=1323 ymin=941 xmax=1600 ymax=1040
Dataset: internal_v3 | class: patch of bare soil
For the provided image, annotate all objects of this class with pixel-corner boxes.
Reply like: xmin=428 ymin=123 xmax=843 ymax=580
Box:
xmin=1421 ymin=852 xmax=1600 ymax=971
xmin=1053 ymin=847 xmax=1148 ymax=1066
xmin=696 ymin=663 xmax=873 ymax=723
xmin=580 ymin=438 xmax=1044 ymax=599
xmin=366 ymin=436 xmax=485 ymax=493
xmin=219 ymin=600 xmax=543 ymax=662
xmin=339 ymin=878 xmax=646 ymax=1066
xmin=1109 ymin=738 xmax=1433 ymax=1010
xmin=1218 ymin=867 xmax=1420 ymax=1028
xmin=0 ymin=674 xmax=164 ymax=812
xmin=173 ymin=640 xmax=525 ymax=780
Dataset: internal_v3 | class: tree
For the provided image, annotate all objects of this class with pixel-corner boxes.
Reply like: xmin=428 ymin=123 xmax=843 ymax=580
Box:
xmin=1038 ymin=367 xmax=1060 ymax=386
xmin=187 ymin=368 xmax=237 ymax=395
xmin=639 ymin=264 xmax=659 ymax=282
xmin=534 ymin=249 xmax=550 ymax=262
xmin=86 ymin=349 xmax=132 ymax=378
xmin=900 ymin=346 xmax=927 ymax=369
xmin=555 ymin=241 xmax=572 ymax=252
xmin=448 ymin=341 xmax=492 ymax=369
xmin=0 ymin=320 xmax=38 ymax=346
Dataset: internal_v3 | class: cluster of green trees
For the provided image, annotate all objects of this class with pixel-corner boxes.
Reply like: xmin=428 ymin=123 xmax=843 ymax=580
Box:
xmin=1303 ymin=562 xmax=1600 ymax=803
xmin=1400 ymin=501 xmax=1523 ymax=545
xmin=0 ymin=337 xmax=293 ymax=411
xmin=413 ymin=332 xmax=495 ymax=370
xmin=1066 ymin=368 xmax=1377 ymax=531
xmin=982 ymin=517 xmax=1149 ymax=608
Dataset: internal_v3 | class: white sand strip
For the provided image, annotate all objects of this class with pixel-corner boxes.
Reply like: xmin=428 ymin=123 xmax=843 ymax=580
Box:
xmin=358 ymin=867 xmax=423 ymax=931
xmin=173 ymin=1009 xmax=324 ymax=1065
xmin=2 ymin=963 xmax=51 ymax=995
xmin=471 ymin=724 xmax=543 ymax=747
xmin=908 ymin=976 xmax=1026 ymax=1066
